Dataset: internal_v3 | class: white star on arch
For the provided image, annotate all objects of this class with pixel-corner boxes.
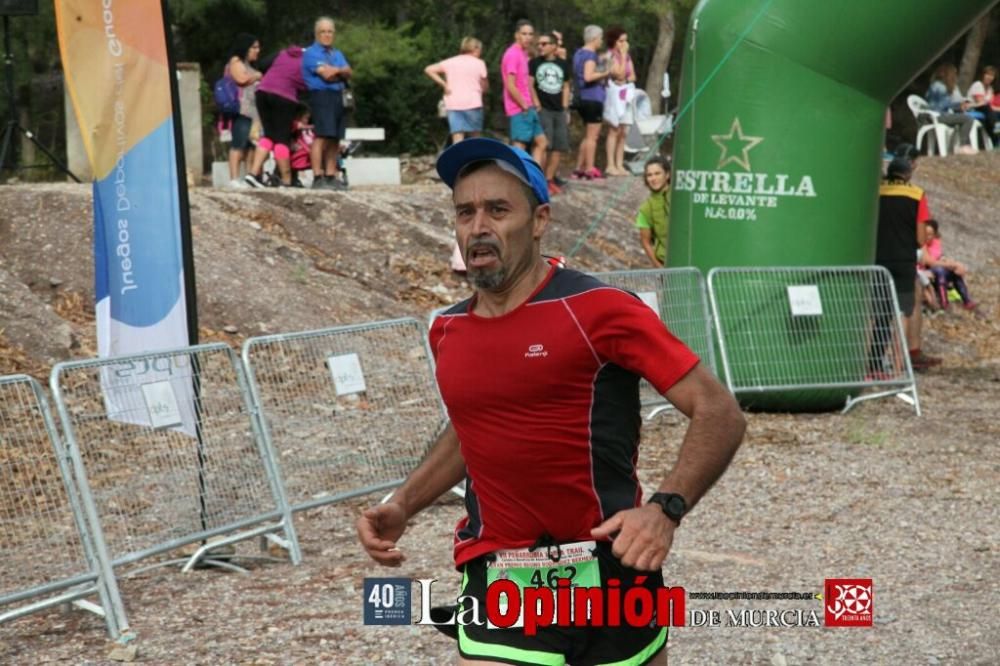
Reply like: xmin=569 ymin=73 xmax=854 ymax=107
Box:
xmin=711 ymin=117 xmax=764 ymax=171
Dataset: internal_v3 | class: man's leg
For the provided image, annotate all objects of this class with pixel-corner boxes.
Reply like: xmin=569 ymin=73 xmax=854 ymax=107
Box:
xmin=324 ymin=140 xmax=340 ymax=178
xmin=545 ymin=150 xmax=561 ymax=181
xmin=310 ymin=136 xmax=326 ymax=179
xmin=531 ymin=132 xmax=548 ymax=166
xmin=906 ymin=278 xmax=941 ymax=368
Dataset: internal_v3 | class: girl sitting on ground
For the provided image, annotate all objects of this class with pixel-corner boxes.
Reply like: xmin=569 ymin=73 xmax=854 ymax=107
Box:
xmin=920 ymin=219 xmax=982 ymax=316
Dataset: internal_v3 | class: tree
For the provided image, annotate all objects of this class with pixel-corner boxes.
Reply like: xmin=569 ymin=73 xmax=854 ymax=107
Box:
xmin=957 ymin=10 xmax=992 ymax=92
xmin=643 ymin=3 xmax=676 ymax=114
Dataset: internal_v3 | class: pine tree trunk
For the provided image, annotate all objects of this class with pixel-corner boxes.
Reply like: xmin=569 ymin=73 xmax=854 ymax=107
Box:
xmin=958 ymin=12 xmax=991 ymax=92
xmin=644 ymin=3 xmax=676 ymax=115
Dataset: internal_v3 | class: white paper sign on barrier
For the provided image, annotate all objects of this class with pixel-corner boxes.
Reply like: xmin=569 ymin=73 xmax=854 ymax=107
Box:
xmin=638 ymin=291 xmax=660 ymax=314
xmin=787 ymin=285 xmax=823 ymax=316
xmin=141 ymin=380 xmax=183 ymax=429
xmin=328 ymin=353 xmax=367 ymax=396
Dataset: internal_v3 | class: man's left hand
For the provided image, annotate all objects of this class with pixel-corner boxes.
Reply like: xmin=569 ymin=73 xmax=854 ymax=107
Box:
xmin=591 ymin=504 xmax=676 ymax=571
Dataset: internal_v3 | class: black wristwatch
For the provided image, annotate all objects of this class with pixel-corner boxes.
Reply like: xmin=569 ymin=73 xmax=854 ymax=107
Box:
xmin=648 ymin=492 xmax=687 ymax=525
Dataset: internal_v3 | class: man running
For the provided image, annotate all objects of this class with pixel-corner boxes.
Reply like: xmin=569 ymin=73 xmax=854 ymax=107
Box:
xmin=357 ymin=138 xmax=746 ymax=665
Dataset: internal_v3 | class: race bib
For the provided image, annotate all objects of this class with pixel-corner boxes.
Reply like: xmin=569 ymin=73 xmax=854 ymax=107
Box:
xmin=485 ymin=540 xmax=600 ymax=629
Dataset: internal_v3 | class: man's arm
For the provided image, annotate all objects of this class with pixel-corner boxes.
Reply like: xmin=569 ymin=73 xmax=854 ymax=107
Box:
xmin=506 ymin=71 xmax=530 ymax=111
xmin=356 ymin=423 xmax=466 ymax=566
xmin=318 ymin=53 xmax=352 ymax=83
xmin=317 ymin=64 xmax=351 ymax=82
xmin=592 ymin=364 xmax=745 ymax=571
xmin=529 ymin=76 xmax=542 ymax=109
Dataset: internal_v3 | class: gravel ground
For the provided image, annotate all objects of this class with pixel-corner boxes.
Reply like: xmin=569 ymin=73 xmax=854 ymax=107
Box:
xmin=1 ymin=152 xmax=999 ymax=664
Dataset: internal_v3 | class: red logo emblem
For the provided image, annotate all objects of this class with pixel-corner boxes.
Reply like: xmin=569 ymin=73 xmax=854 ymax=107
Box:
xmin=824 ymin=579 xmax=873 ymax=627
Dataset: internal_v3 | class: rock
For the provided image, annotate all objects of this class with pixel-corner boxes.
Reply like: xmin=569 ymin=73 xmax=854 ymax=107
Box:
xmin=223 ymin=325 xmax=239 ymax=334
xmin=49 ymin=277 xmax=63 ymax=287
xmin=107 ymin=644 xmax=138 ymax=662
xmin=770 ymin=654 xmax=787 ymax=666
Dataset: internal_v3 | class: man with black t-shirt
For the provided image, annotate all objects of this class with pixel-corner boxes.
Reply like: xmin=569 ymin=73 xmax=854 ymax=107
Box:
xmin=357 ymin=138 xmax=745 ymax=665
xmin=530 ymin=32 xmax=572 ymax=196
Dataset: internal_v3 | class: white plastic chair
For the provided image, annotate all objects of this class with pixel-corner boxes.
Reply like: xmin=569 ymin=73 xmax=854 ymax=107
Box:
xmin=907 ymin=94 xmax=954 ymax=156
xmin=969 ymin=118 xmax=994 ymax=151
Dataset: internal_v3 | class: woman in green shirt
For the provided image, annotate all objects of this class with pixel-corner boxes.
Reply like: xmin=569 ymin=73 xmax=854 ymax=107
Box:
xmin=635 ymin=156 xmax=670 ymax=267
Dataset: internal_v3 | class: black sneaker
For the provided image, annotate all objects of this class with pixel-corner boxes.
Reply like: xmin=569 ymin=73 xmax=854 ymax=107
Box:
xmin=311 ymin=175 xmax=329 ymax=190
xmin=244 ymin=173 xmax=266 ymax=189
xmin=552 ymin=175 xmax=568 ymax=187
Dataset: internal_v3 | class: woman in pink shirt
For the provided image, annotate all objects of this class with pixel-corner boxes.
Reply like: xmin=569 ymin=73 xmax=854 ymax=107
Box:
xmin=603 ymin=26 xmax=636 ymax=176
xmin=425 ymin=37 xmax=489 ymax=144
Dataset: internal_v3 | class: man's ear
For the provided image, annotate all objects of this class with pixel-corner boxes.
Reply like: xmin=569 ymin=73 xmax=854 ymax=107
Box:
xmin=532 ymin=203 xmax=551 ymax=240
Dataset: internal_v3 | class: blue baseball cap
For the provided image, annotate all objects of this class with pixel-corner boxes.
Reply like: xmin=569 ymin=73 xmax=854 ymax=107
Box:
xmin=435 ymin=138 xmax=550 ymax=205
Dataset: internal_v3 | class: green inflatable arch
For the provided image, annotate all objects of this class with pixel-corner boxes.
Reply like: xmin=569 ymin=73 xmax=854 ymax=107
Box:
xmin=669 ymin=0 xmax=997 ymax=410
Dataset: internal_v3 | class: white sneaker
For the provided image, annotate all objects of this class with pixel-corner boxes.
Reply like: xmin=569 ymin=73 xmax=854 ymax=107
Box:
xmin=229 ymin=178 xmax=248 ymax=189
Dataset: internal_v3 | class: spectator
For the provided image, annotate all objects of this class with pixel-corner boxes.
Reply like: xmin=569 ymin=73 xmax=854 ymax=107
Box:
xmin=501 ymin=20 xmax=547 ymax=162
xmin=891 ymin=143 xmax=939 ymax=364
xmin=529 ymin=31 xmax=571 ymax=196
xmin=603 ymin=26 xmax=637 ymax=176
xmin=966 ymin=65 xmax=997 ymax=145
xmin=551 ymin=30 xmax=568 ymax=61
xmin=424 ymin=37 xmax=489 ymax=144
xmin=571 ymin=25 xmax=611 ymax=180
xmin=925 ymin=63 xmax=977 ymax=151
xmin=225 ymin=33 xmax=262 ymax=188
xmin=920 ymin=219 xmax=982 ymax=316
xmin=869 ymin=156 xmax=941 ymax=376
xmin=303 ymin=17 xmax=353 ymax=190
xmin=635 ymin=156 xmax=671 ymax=267
xmin=244 ymin=44 xmax=308 ymax=188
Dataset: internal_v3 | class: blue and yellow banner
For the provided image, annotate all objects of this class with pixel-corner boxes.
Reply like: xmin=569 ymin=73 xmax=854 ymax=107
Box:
xmin=56 ymin=1 xmax=195 ymax=433
xmin=55 ymin=0 xmax=189 ymax=359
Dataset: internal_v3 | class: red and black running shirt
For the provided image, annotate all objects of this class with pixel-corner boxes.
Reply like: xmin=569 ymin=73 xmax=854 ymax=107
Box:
xmin=429 ymin=266 xmax=699 ymax=567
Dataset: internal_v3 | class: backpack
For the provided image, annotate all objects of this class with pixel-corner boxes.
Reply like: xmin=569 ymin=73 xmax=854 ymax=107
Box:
xmin=213 ymin=74 xmax=241 ymax=115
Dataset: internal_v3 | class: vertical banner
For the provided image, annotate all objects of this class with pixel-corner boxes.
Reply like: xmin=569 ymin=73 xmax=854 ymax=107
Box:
xmin=55 ymin=0 xmax=196 ymax=433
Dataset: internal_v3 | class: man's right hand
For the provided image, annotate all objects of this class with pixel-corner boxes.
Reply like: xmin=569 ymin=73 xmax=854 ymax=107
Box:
xmin=356 ymin=501 xmax=408 ymax=567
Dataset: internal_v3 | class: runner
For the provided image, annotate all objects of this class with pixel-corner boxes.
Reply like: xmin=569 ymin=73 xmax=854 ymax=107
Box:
xmin=357 ymin=138 xmax=746 ymax=665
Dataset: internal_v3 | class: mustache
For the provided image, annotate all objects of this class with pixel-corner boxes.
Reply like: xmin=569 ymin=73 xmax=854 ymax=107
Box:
xmin=466 ymin=239 xmax=501 ymax=256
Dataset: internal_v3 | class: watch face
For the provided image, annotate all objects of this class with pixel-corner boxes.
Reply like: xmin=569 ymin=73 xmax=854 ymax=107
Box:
xmin=665 ymin=496 xmax=685 ymax=516
xmin=651 ymin=493 xmax=686 ymax=521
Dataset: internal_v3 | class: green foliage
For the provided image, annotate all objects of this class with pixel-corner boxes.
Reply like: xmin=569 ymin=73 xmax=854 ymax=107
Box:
xmin=5 ymin=0 xmax=999 ymax=165
xmin=336 ymin=22 xmax=442 ymax=154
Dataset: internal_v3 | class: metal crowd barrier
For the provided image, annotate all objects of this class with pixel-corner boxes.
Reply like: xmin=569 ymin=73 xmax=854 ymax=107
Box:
xmin=707 ymin=266 xmax=919 ymax=414
xmin=241 ymin=318 xmax=449 ymax=513
xmin=591 ymin=267 xmax=719 ymax=419
xmin=49 ymin=343 xmax=302 ymax=574
xmin=0 ymin=374 xmax=127 ymax=638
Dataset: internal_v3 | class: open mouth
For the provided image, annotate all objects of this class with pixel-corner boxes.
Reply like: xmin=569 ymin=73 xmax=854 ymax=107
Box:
xmin=467 ymin=245 xmax=500 ymax=268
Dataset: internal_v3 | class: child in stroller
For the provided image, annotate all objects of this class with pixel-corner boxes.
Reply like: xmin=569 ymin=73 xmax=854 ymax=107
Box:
xmin=266 ymin=105 xmax=358 ymax=188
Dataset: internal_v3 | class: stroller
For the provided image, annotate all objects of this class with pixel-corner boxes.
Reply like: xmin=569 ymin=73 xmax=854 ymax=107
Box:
xmin=624 ymin=102 xmax=673 ymax=174
xmin=623 ymin=77 xmax=674 ymax=174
